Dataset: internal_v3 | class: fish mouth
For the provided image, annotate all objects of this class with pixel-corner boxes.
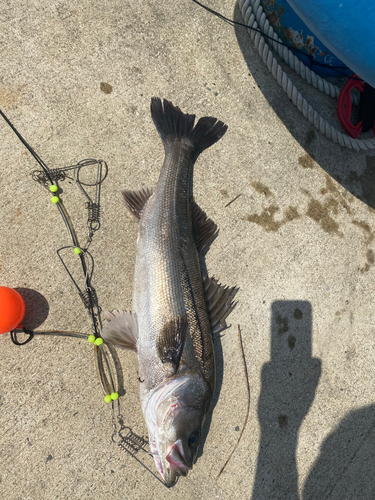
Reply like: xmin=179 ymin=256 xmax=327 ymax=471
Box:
xmin=165 ymin=439 xmax=192 ymax=483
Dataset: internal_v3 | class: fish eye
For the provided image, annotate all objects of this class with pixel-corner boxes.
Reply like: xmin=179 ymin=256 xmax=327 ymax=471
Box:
xmin=188 ymin=431 xmax=200 ymax=448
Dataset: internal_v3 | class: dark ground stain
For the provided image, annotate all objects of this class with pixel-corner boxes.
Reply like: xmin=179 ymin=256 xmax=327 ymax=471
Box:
xmin=339 ymin=157 xmax=375 ymax=210
xmin=298 ymin=153 xmax=315 ymax=169
xmin=351 ymin=220 xmax=374 ymax=244
xmin=320 ymin=175 xmax=351 ymax=207
xmin=303 ymin=174 xmax=353 ymax=236
xmin=284 ymin=206 xmax=299 ymax=220
xmin=345 ymin=345 xmax=356 ymax=361
xmin=352 ymin=219 xmax=375 ymax=272
xmin=251 ymin=181 xmax=272 ymax=197
xmin=100 ymin=82 xmax=113 ymax=94
xmin=220 ymin=189 xmax=228 ymax=197
xmin=46 ymin=454 xmax=53 ymax=462
xmin=235 ymin=426 xmax=240 ymax=431
xmin=10 ymin=207 xmax=22 ymax=224
xmin=293 ymin=308 xmax=303 ymax=320
xmin=278 ymin=414 xmax=288 ymax=428
xmin=246 ymin=205 xmax=300 ymax=232
xmin=132 ymin=66 xmax=142 ymax=74
xmin=363 ymin=249 xmax=374 ymax=273
xmin=0 ymin=83 xmax=26 ymax=108
xmin=306 ymin=198 xmax=342 ymax=236
xmin=288 ymin=334 xmax=296 ymax=349
xmin=276 ymin=313 xmax=289 ymax=335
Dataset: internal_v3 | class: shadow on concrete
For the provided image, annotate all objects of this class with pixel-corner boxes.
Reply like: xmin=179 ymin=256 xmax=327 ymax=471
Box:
xmin=303 ymin=404 xmax=375 ymax=500
xmin=252 ymin=300 xmax=321 ymax=500
xmin=252 ymin=301 xmax=375 ymax=499
xmin=233 ymin=3 xmax=375 ymax=210
xmin=14 ymin=287 xmax=49 ymax=330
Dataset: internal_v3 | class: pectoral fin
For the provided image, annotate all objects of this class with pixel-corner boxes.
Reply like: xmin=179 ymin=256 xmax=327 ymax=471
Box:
xmin=203 ymin=276 xmax=239 ymax=334
xmin=122 ymin=187 xmax=154 ymax=220
xmin=156 ymin=316 xmax=188 ymax=369
xmin=101 ymin=310 xmax=138 ymax=351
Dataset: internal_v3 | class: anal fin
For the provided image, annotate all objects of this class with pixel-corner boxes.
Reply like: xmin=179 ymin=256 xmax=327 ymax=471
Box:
xmin=101 ymin=310 xmax=138 ymax=351
xmin=122 ymin=187 xmax=154 ymax=220
xmin=203 ymin=276 xmax=239 ymax=334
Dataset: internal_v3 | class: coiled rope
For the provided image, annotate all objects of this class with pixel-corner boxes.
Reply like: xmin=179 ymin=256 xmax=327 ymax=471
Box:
xmin=238 ymin=0 xmax=375 ymax=151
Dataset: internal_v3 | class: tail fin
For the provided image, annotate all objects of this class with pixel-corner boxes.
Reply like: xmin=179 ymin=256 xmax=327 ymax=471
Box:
xmin=150 ymin=97 xmax=227 ymax=159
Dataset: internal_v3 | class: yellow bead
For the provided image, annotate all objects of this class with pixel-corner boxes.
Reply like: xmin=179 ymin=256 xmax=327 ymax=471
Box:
xmin=94 ymin=338 xmax=103 ymax=346
xmin=111 ymin=392 xmax=119 ymax=401
xmin=87 ymin=335 xmax=96 ymax=343
xmin=50 ymin=185 xmax=58 ymax=193
xmin=104 ymin=394 xmax=112 ymax=403
xmin=73 ymin=247 xmax=82 ymax=255
xmin=51 ymin=196 xmax=59 ymax=204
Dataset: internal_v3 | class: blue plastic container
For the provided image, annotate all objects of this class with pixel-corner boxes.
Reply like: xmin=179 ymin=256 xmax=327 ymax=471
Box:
xmin=262 ymin=0 xmax=351 ymax=78
xmin=286 ymin=0 xmax=375 ymax=87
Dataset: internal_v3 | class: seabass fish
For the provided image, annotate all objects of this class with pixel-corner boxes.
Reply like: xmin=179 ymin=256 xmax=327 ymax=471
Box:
xmin=102 ymin=98 xmax=238 ymax=486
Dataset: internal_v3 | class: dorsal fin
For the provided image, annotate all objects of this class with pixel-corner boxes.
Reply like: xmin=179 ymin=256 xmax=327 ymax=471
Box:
xmin=122 ymin=187 xmax=154 ymax=220
xmin=191 ymin=199 xmax=218 ymax=253
xmin=156 ymin=315 xmax=188 ymax=370
xmin=101 ymin=310 xmax=138 ymax=351
xmin=203 ymin=276 xmax=239 ymax=334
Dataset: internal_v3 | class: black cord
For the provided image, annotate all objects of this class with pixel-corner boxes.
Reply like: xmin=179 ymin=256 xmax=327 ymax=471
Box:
xmin=0 ymin=109 xmax=53 ymax=184
xmin=11 ymin=329 xmax=34 ymax=346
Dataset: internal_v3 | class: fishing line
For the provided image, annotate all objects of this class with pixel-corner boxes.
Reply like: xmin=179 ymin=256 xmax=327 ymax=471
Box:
xmin=217 ymin=324 xmax=250 ymax=479
xmin=11 ymin=329 xmax=88 ymax=346
xmin=191 ymin=0 xmax=359 ymax=79
xmin=0 ymin=109 xmax=53 ymax=183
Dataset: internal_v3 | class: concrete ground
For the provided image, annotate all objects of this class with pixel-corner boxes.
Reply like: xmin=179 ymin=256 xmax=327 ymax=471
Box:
xmin=1 ymin=1 xmax=375 ymax=499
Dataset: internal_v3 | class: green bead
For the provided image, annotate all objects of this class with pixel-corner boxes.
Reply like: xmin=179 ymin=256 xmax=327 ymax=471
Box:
xmin=50 ymin=185 xmax=58 ymax=193
xmin=73 ymin=247 xmax=82 ymax=255
xmin=51 ymin=196 xmax=59 ymax=204
xmin=111 ymin=392 xmax=119 ymax=401
xmin=104 ymin=394 xmax=112 ymax=403
xmin=94 ymin=337 xmax=103 ymax=346
xmin=87 ymin=335 xmax=96 ymax=343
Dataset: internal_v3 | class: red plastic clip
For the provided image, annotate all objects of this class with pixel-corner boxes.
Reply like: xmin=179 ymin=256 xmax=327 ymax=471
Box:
xmin=337 ymin=74 xmax=375 ymax=138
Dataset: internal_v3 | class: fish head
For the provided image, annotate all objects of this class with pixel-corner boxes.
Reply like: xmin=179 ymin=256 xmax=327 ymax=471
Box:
xmin=144 ymin=372 xmax=212 ymax=487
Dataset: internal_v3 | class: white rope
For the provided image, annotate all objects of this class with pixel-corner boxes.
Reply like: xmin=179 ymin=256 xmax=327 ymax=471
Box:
xmin=238 ymin=0 xmax=375 ymax=151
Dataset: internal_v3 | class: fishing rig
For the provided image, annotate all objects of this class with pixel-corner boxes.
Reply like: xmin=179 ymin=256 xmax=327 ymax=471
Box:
xmin=0 ymin=109 xmax=165 ymax=485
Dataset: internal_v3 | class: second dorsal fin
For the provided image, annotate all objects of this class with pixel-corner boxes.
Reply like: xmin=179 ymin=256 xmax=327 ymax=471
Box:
xmin=203 ymin=276 xmax=239 ymax=334
xmin=122 ymin=187 xmax=154 ymax=220
xmin=191 ymin=199 xmax=218 ymax=253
